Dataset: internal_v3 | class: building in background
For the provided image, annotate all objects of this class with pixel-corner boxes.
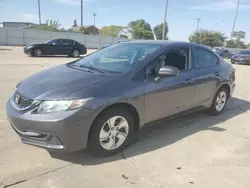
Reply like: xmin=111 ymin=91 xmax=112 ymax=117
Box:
xmin=71 ymin=17 xmax=99 ymax=35
xmin=71 ymin=25 xmax=99 ymax=35
xmin=0 ymin=22 xmax=37 ymax=28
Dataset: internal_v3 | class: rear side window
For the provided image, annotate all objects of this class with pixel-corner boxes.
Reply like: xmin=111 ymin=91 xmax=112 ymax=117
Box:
xmin=62 ymin=39 xmax=73 ymax=45
xmin=193 ymin=47 xmax=218 ymax=68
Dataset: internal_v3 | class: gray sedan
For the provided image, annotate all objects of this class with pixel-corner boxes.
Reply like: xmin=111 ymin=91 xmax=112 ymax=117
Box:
xmin=6 ymin=41 xmax=235 ymax=156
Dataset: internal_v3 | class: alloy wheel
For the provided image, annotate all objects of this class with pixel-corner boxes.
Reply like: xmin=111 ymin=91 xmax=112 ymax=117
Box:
xmin=35 ymin=49 xmax=42 ymax=57
xmin=99 ymin=116 xmax=129 ymax=151
xmin=72 ymin=50 xmax=80 ymax=57
xmin=215 ymin=91 xmax=227 ymax=112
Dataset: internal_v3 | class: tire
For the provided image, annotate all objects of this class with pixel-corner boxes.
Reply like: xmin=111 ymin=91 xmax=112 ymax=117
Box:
xmin=33 ymin=48 xmax=43 ymax=57
xmin=88 ymin=108 xmax=135 ymax=156
xmin=72 ymin=49 xmax=80 ymax=58
xmin=208 ymin=87 xmax=229 ymax=116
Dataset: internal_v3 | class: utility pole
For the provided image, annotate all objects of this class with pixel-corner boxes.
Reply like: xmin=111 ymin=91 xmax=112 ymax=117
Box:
xmin=231 ymin=0 xmax=240 ymax=39
xmin=196 ymin=18 xmax=201 ymax=32
xmin=38 ymin=0 xmax=41 ymax=24
xmin=81 ymin=0 xmax=83 ymax=26
xmin=162 ymin=0 xmax=169 ymax=40
xmin=93 ymin=13 xmax=97 ymax=35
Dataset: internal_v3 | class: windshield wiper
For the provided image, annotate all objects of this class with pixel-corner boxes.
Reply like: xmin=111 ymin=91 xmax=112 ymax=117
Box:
xmin=80 ymin=65 xmax=104 ymax=73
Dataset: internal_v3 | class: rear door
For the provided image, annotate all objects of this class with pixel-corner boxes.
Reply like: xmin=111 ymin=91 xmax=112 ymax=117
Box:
xmin=61 ymin=39 xmax=74 ymax=55
xmin=191 ymin=46 xmax=221 ymax=107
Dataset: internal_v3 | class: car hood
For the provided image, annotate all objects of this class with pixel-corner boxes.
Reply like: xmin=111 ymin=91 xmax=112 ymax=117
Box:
xmin=17 ymin=65 xmax=108 ymax=100
xmin=24 ymin=44 xmax=43 ymax=49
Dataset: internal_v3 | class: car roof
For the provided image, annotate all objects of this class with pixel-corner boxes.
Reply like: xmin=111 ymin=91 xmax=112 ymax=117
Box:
xmin=54 ymin=38 xmax=75 ymax=41
xmin=126 ymin=40 xmax=190 ymax=46
xmin=126 ymin=40 xmax=212 ymax=51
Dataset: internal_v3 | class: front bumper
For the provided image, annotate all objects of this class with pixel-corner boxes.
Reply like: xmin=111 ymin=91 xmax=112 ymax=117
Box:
xmin=6 ymin=99 xmax=96 ymax=152
xmin=24 ymin=48 xmax=33 ymax=54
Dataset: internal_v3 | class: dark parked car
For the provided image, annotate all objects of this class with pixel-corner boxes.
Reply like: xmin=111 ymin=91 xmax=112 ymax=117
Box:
xmin=7 ymin=41 xmax=235 ymax=156
xmin=24 ymin=39 xmax=87 ymax=57
xmin=213 ymin=47 xmax=232 ymax=58
xmin=231 ymin=50 xmax=250 ymax=64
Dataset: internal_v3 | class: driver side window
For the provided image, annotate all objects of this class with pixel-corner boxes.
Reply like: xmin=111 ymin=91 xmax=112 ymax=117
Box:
xmin=160 ymin=47 xmax=189 ymax=71
xmin=50 ymin=40 xmax=58 ymax=45
xmin=144 ymin=47 xmax=190 ymax=79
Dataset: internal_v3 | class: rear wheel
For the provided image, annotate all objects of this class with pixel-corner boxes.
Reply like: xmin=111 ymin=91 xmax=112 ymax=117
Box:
xmin=208 ymin=87 xmax=229 ymax=116
xmin=72 ymin=49 xmax=80 ymax=58
xmin=88 ymin=108 xmax=135 ymax=156
xmin=33 ymin=48 xmax=43 ymax=57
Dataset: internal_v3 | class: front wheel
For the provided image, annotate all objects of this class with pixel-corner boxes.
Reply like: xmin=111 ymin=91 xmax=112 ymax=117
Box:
xmin=88 ymin=108 xmax=135 ymax=156
xmin=208 ymin=87 xmax=229 ymax=116
xmin=33 ymin=48 xmax=43 ymax=57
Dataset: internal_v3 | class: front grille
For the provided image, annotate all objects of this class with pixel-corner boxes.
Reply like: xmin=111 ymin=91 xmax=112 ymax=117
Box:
xmin=15 ymin=92 xmax=34 ymax=108
xmin=11 ymin=124 xmax=63 ymax=148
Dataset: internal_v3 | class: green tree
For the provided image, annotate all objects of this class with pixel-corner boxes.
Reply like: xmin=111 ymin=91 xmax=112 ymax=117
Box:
xmin=226 ymin=39 xmax=247 ymax=49
xmin=45 ymin=19 xmax=61 ymax=30
xmin=79 ymin=26 xmax=89 ymax=34
xmin=99 ymin=25 xmax=122 ymax=37
xmin=25 ymin=19 xmax=63 ymax=32
xmin=225 ymin=40 xmax=236 ymax=48
xmin=189 ymin=29 xmax=226 ymax=48
xmin=128 ymin=19 xmax=153 ymax=40
xmin=119 ymin=34 xmax=129 ymax=38
xmin=153 ymin=22 xmax=168 ymax=40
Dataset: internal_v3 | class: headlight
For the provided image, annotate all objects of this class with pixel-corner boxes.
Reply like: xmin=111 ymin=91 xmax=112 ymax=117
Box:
xmin=26 ymin=46 xmax=34 ymax=49
xmin=37 ymin=98 xmax=93 ymax=114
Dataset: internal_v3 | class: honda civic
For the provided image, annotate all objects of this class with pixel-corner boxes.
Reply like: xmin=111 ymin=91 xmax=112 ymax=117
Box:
xmin=7 ymin=41 xmax=235 ymax=156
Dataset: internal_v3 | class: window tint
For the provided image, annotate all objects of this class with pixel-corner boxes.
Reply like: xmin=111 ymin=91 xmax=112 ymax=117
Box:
xmin=62 ymin=39 xmax=73 ymax=45
xmin=160 ymin=48 xmax=189 ymax=71
xmin=194 ymin=47 xmax=218 ymax=68
xmin=55 ymin=40 xmax=63 ymax=45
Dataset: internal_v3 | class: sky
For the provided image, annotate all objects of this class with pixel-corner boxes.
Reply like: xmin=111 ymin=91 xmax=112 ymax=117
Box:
xmin=0 ymin=0 xmax=250 ymax=42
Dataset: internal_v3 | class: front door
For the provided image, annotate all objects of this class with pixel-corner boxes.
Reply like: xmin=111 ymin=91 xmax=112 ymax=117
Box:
xmin=44 ymin=39 xmax=58 ymax=55
xmin=144 ymin=46 xmax=196 ymax=123
xmin=54 ymin=39 xmax=65 ymax=55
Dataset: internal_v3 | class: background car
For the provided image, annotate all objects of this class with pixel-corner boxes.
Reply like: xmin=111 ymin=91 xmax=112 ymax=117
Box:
xmin=213 ymin=47 xmax=232 ymax=58
xmin=231 ymin=50 xmax=250 ymax=64
xmin=24 ymin=39 xmax=87 ymax=57
xmin=7 ymin=41 xmax=235 ymax=156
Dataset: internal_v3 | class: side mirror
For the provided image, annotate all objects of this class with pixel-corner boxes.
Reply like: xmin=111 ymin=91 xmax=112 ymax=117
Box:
xmin=158 ymin=66 xmax=179 ymax=77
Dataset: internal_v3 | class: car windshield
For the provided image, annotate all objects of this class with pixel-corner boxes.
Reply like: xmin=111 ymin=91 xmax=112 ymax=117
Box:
xmin=43 ymin=39 xmax=54 ymax=44
xmin=239 ymin=51 xmax=250 ymax=55
xmin=70 ymin=43 xmax=161 ymax=73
